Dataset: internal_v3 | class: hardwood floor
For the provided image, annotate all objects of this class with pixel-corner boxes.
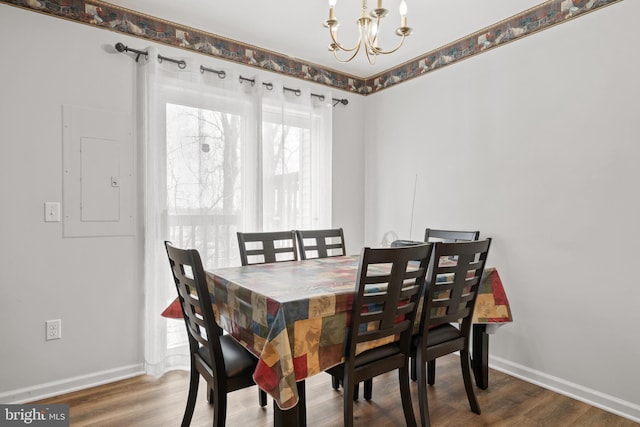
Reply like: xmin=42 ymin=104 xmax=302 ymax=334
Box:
xmin=34 ymin=355 xmax=636 ymax=426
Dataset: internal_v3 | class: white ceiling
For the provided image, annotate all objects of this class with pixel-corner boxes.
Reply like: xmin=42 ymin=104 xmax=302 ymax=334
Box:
xmin=106 ymin=0 xmax=545 ymax=77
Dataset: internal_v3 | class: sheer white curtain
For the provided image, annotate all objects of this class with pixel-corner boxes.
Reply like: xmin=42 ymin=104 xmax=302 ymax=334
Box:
xmin=138 ymin=47 xmax=333 ymax=376
xmin=259 ymin=83 xmax=333 ymax=231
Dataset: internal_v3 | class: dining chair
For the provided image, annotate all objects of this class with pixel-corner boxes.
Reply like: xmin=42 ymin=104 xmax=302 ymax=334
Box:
xmin=412 ymin=239 xmax=492 ymax=427
xmin=237 ymin=230 xmax=298 ymax=265
xmin=326 ymin=243 xmax=433 ymax=427
xmin=417 ymin=228 xmax=480 ymax=385
xmin=424 ymin=228 xmax=480 ymax=243
xmin=390 ymin=229 xmax=479 ymax=249
xmin=164 ymin=241 xmax=266 ymax=427
xmin=295 ymin=228 xmax=346 ymax=260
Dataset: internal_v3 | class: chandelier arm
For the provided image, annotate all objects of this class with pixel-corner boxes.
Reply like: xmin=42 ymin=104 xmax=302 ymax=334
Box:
xmin=333 ymin=41 xmax=363 ymax=63
xmin=370 ymin=34 xmax=407 ymax=55
xmin=329 ymin=28 xmax=362 ymax=53
xmin=363 ymin=44 xmax=377 ymax=65
xmin=364 ymin=15 xmax=382 ymax=53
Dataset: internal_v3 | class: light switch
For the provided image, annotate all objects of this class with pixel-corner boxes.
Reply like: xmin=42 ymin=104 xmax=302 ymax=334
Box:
xmin=45 ymin=202 xmax=61 ymax=222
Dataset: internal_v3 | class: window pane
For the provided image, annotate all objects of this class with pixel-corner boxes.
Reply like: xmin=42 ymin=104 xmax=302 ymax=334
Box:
xmin=166 ymin=103 xmax=243 ymax=269
xmin=262 ymin=107 xmax=314 ymax=230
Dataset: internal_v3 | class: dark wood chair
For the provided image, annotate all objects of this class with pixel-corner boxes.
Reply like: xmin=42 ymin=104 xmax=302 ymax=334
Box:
xmin=390 ymin=239 xmax=423 ymax=247
xmin=236 ymin=230 xmax=298 ymax=265
xmin=295 ymin=228 xmax=346 ymax=260
xmin=418 ymin=228 xmax=480 ymax=385
xmin=424 ymin=228 xmax=480 ymax=243
xmin=164 ymin=241 xmax=266 ymax=427
xmin=390 ymin=229 xmax=479 ymax=249
xmin=412 ymin=239 xmax=492 ymax=427
xmin=326 ymin=243 xmax=433 ymax=427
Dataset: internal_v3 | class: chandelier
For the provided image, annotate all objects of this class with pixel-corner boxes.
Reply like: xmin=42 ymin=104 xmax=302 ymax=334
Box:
xmin=323 ymin=0 xmax=412 ymax=65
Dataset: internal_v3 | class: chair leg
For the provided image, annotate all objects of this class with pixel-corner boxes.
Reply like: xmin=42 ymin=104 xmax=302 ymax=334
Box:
xmin=410 ymin=353 xmax=417 ymax=381
xmin=258 ymin=389 xmax=267 ymax=407
xmin=332 ymin=374 xmax=340 ymax=389
xmin=212 ymin=381 xmax=228 ymax=427
xmin=415 ymin=349 xmax=430 ymax=427
xmin=208 ymin=387 xmax=214 ymax=404
xmin=181 ymin=366 xmax=200 ymax=427
xmin=343 ymin=377 xmax=355 ymax=427
xmin=427 ymin=360 xmax=436 ymax=385
xmin=398 ymin=366 xmax=418 ymax=427
xmin=460 ymin=349 xmax=481 ymax=415
xmin=363 ymin=379 xmax=373 ymax=401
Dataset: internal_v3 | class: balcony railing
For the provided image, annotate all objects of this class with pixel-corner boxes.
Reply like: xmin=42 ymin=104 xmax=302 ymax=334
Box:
xmin=167 ymin=212 xmax=242 ymax=269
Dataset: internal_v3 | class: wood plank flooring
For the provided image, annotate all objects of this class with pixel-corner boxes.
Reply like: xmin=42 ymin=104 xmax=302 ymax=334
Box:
xmin=34 ymin=355 xmax=636 ymax=426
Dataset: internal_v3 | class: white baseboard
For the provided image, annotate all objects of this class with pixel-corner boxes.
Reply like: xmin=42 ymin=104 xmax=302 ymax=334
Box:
xmin=0 ymin=364 xmax=145 ymax=404
xmin=490 ymin=356 xmax=640 ymax=424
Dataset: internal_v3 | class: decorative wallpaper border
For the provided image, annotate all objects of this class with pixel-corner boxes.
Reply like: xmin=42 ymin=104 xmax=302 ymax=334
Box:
xmin=365 ymin=0 xmax=622 ymax=93
xmin=1 ymin=0 xmax=622 ymax=95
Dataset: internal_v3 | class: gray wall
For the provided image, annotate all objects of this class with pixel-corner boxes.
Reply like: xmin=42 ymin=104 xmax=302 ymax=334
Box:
xmin=363 ymin=1 xmax=639 ymax=421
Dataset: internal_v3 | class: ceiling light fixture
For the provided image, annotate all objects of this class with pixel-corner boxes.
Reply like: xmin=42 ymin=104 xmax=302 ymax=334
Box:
xmin=323 ymin=0 xmax=412 ymax=65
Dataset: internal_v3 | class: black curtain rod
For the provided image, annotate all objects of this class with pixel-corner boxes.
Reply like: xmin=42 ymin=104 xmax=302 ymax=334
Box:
xmin=115 ymin=42 xmax=147 ymax=62
xmin=115 ymin=42 xmax=186 ymax=69
xmin=114 ymin=43 xmax=348 ymax=106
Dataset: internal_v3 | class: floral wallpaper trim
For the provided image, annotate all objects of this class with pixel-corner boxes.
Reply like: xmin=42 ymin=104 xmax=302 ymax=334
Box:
xmin=365 ymin=0 xmax=623 ymax=94
xmin=1 ymin=0 xmax=622 ymax=96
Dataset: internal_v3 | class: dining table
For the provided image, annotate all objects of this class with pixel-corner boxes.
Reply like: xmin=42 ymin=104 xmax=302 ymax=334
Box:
xmin=162 ymin=254 xmax=512 ymax=426
xmin=206 ymin=255 xmax=512 ymax=426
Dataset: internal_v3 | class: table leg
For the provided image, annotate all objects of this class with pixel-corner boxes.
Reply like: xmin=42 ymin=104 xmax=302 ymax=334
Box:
xmin=472 ymin=324 xmax=489 ymax=389
xmin=273 ymin=380 xmax=306 ymax=427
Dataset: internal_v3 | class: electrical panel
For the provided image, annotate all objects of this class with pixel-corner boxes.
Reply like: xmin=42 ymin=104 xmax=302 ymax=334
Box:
xmin=62 ymin=105 xmax=135 ymax=237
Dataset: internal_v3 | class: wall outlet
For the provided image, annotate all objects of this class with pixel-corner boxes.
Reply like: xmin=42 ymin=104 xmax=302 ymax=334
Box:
xmin=46 ymin=319 xmax=62 ymax=340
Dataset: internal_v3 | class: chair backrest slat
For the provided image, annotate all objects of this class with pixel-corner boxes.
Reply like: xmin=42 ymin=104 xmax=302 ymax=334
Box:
xmin=296 ymin=228 xmax=346 ymax=260
xmin=347 ymin=244 xmax=433 ymax=355
xmin=420 ymin=239 xmax=492 ymax=333
xmin=237 ymin=231 xmax=298 ymax=265
xmin=424 ymin=228 xmax=480 ymax=243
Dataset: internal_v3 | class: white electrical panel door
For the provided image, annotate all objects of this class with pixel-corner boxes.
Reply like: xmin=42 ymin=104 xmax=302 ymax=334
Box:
xmin=63 ymin=105 xmax=134 ymax=237
xmin=80 ymin=137 xmax=121 ymax=222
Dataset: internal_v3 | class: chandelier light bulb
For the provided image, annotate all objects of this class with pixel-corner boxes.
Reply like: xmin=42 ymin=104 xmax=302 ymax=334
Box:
xmin=399 ymin=0 xmax=407 ymax=27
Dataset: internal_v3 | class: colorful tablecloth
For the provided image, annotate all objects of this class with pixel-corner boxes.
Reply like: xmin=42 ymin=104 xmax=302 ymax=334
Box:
xmin=162 ymin=255 xmax=512 ymax=410
xmin=472 ymin=267 xmax=512 ymax=324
